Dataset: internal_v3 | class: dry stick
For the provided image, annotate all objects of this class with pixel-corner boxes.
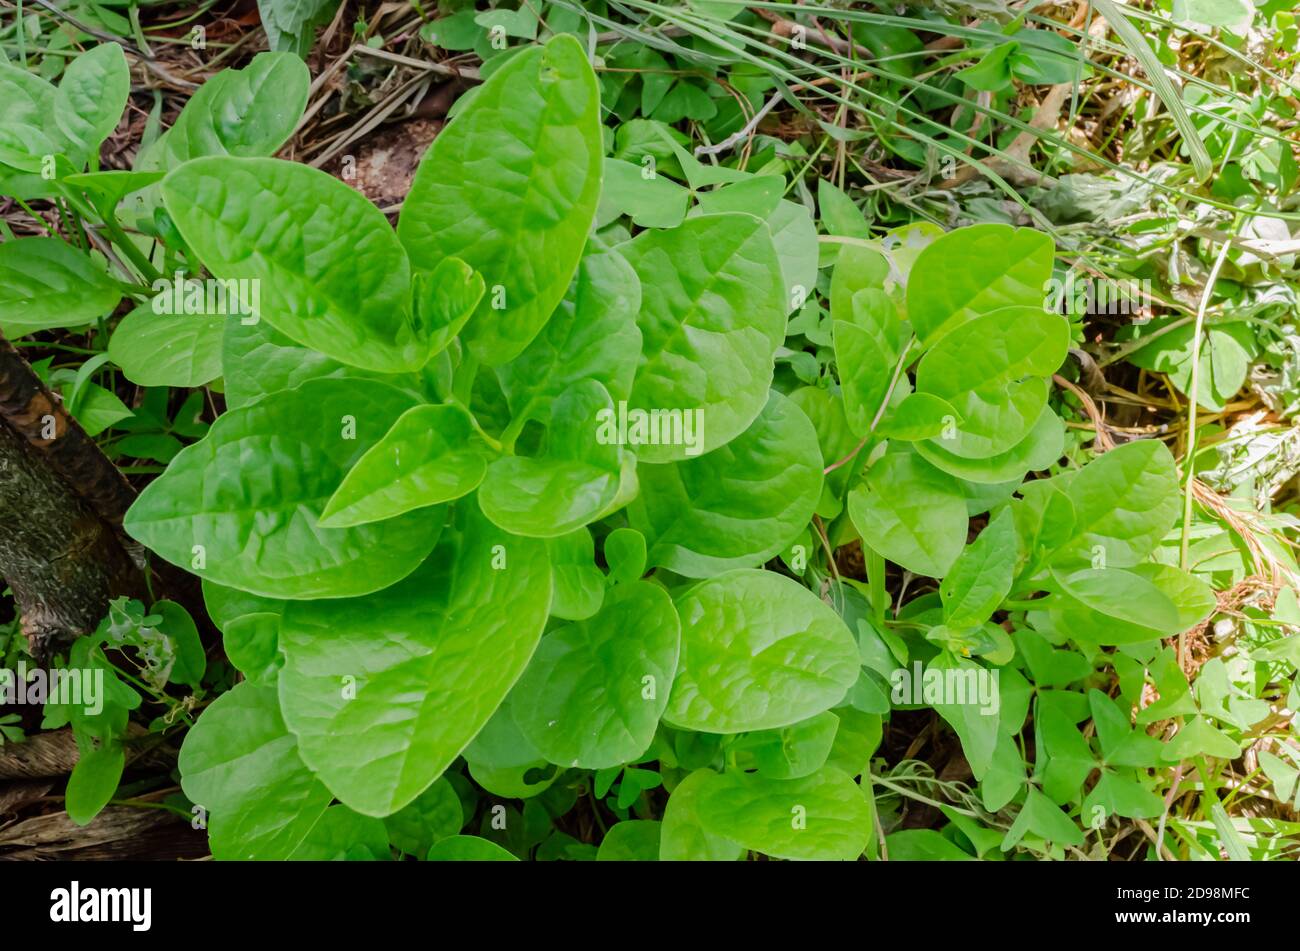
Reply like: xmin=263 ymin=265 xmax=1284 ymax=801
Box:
xmin=695 ymin=90 xmax=783 ymax=156
xmin=1178 ymin=226 xmax=1237 ymax=668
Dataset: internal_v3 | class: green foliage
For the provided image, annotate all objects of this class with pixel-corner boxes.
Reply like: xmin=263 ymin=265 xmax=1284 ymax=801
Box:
xmin=2 ymin=13 xmax=1295 ymax=862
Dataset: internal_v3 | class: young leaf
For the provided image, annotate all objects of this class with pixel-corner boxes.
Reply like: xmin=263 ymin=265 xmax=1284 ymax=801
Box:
xmin=319 ymin=404 xmax=491 ymax=528
xmin=941 ymin=508 xmax=1017 ymax=628
xmin=398 ymin=35 xmax=602 ymax=365
xmin=53 ymin=42 xmax=129 ymax=166
xmin=479 ymin=380 xmax=636 ymax=538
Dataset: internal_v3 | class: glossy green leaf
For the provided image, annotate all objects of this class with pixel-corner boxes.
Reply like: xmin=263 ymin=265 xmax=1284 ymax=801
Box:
xmin=664 ymin=569 xmax=859 ymax=733
xmin=53 ymin=43 xmax=129 ymax=165
xmin=427 ymin=835 xmax=518 ymax=861
xmin=621 ymin=213 xmax=785 ymax=462
xmin=512 ymin=581 xmax=680 ymax=769
xmin=630 ymin=390 xmax=823 ymax=577
xmin=398 ymin=36 xmax=602 ymax=365
xmin=941 ymin=508 xmax=1016 ymax=627
xmin=696 ymin=767 xmax=872 ymax=861
xmin=0 ymin=238 xmax=121 ymax=336
xmin=320 ymin=404 xmax=491 ymax=528
xmin=497 ymin=248 xmax=642 ymax=425
xmin=277 ymin=501 xmax=551 ymax=815
xmin=108 ymin=298 xmax=225 ymax=388
xmin=179 ymin=682 xmax=334 ymax=860
xmin=848 ymin=448 xmax=968 ymax=577
xmin=162 ymin=157 xmax=426 ymax=373
xmin=659 ymin=769 xmax=743 ymax=861
xmin=124 ymin=379 xmax=442 ymax=599
xmin=1050 ymin=440 xmax=1182 ymax=569
xmin=907 ymin=224 xmax=1054 ymax=346
xmin=479 ymin=380 xmax=636 ymax=537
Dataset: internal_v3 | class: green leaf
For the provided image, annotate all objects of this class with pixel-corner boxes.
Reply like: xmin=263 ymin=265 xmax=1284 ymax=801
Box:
xmin=596 ymin=820 xmax=662 ymax=860
xmin=320 ymin=404 xmax=490 ymax=528
xmin=916 ymin=306 xmax=1067 ymax=457
xmin=1163 ymin=715 xmax=1240 ymax=761
xmin=65 ymin=743 xmax=125 ymax=826
xmin=875 ymin=392 xmax=960 ymax=441
xmin=411 ymin=256 xmax=486 ymax=358
xmin=1051 ymin=440 xmax=1181 ymax=568
xmin=630 ymin=390 xmax=823 ymax=577
xmin=398 ymin=36 xmax=602 ymax=365
xmin=598 ymin=156 xmax=690 ymax=229
xmin=884 ymin=828 xmax=975 ymax=860
xmin=621 ymin=213 xmax=785 ymax=462
xmin=512 ymin=581 xmax=680 ymax=769
xmin=848 ymin=448 xmax=968 ymax=577
xmin=108 ymin=297 xmax=225 ymax=388
xmin=53 ymin=43 xmax=129 ymax=166
xmin=941 ymin=508 xmax=1016 ymax=627
xmin=497 ymin=248 xmax=642 ymax=425
xmin=957 ymin=42 xmax=1016 ymax=92
xmin=696 ymin=767 xmax=871 ymax=861
xmin=124 ymin=379 xmax=442 ymax=599
xmin=906 ymin=224 xmax=1054 ymax=346
xmin=604 ymin=527 xmax=647 ymax=586
xmin=663 ymin=569 xmax=859 ymax=733
xmin=428 ymin=835 xmax=518 ymax=861
xmin=818 ymin=179 xmax=871 ymax=238
xmin=179 ymin=681 xmax=334 ymax=859
xmin=0 ymin=238 xmax=121 ymax=336
xmin=383 ymin=778 xmax=463 ymax=856
xmin=163 ymin=157 xmax=426 ymax=372
xmin=479 ymin=380 xmax=636 ymax=537
xmin=916 ymin=403 xmax=1064 ymax=484
xmin=1049 ymin=567 xmax=1183 ymax=645
xmin=220 ymin=318 xmax=411 ymax=410
xmin=151 ymin=599 xmax=206 ymax=688
xmin=1001 ymin=786 xmax=1083 ymax=850
xmin=545 ymin=528 xmax=605 ymax=621
xmin=659 ymin=769 xmax=743 ymax=861
xmin=835 ymin=288 xmax=905 ymax=434
xmin=747 ymin=711 xmax=840 ymax=780
xmin=276 ymin=501 xmax=551 ymax=815
xmin=163 ymin=52 xmax=310 ymax=165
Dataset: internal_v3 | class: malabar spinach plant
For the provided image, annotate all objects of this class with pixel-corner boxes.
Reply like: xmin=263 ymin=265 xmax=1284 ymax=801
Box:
xmin=2 ymin=30 xmax=1276 ymax=860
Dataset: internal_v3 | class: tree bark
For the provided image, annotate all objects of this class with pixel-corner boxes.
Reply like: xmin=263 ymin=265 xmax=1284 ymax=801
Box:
xmin=0 ymin=335 xmax=146 ymax=661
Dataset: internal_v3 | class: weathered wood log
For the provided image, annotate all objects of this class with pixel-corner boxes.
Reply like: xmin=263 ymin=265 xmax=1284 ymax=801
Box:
xmin=0 ymin=334 xmax=147 ymax=660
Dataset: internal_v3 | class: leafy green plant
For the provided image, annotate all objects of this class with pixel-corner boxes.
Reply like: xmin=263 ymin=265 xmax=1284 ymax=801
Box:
xmin=2 ymin=16 xmax=1297 ymax=860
